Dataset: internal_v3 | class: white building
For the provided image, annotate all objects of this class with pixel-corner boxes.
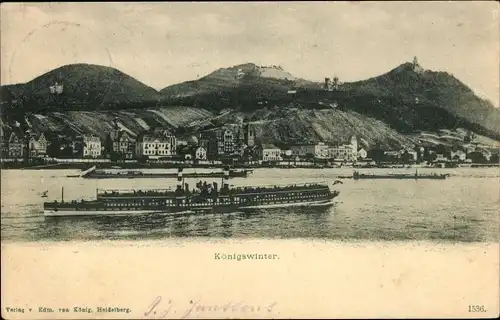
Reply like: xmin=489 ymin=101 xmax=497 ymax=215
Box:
xmin=194 ymin=146 xmax=207 ymax=161
xmin=349 ymin=136 xmax=358 ymax=159
xmin=153 ymin=128 xmax=177 ymax=155
xmin=357 ymin=148 xmax=368 ymax=159
xmin=135 ymin=134 xmax=174 ymax=159
xmin=49 ymin=82 xmax=64 ymax=94
xmin=74 ymin=135 xmax=102 ymax=158
xmin=257 ymin=144 xmax=282 ymax=162
xmin=28 ymin=132 xmax=48 ymax=157
xmin=328 ymin=145 xmax=355 ymax=161
xmin=290 ymin=142 xmax=329 ymax=159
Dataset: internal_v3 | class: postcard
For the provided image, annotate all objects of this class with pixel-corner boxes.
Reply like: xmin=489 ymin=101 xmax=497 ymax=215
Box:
xmin=1 ymin=2 xmax=499 ymax=319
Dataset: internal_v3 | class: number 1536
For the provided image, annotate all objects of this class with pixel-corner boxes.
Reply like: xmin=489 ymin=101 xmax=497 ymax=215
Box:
xmin=469 ymin=305 xmax=486 ymax=312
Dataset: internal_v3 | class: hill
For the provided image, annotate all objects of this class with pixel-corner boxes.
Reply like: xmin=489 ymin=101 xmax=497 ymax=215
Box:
xmin=160 ymin=63 xmax=320 ymax=111
xmin=1 ymin=63 xmax=162 ymax=112
xmin=0 ymin=106 xmax=213 ymax=142
xmin=160 ymin=60 xmax=500 ymax=141
xmin=1 ymin=61 xmax=499 ymax=152
xmin=343 ymin=62 xmax=500 ymax=138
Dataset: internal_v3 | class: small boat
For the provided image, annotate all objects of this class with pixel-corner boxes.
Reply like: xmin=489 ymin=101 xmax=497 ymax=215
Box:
xmin=67 ymin=165 xmax=97 ymax=178
xmin=40 ymin=190 xmax=48 ymax=198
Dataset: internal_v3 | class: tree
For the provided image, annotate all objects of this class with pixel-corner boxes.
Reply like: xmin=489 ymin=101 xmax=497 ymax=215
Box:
xmin=110 ymin=151 xmax=123 ymax=162
xmin=47 ymin=140 xmax=62 ymax=158
xmin=60 ymin=146 xmax=74 ymax=158
xmin=368 ymin=148 xmax=386 ymax=163
xmin=400 ymin=151 xmax=412 ymax=164
xmin=305 ymin=152 xmax=315 ymax=162
xmin=490 ymin=153 xmax=499 ymax=164
xmin=467 ymin=152 xmax=487 ymax=164
xmin=423 ymin=151 xmax=437 ymax=163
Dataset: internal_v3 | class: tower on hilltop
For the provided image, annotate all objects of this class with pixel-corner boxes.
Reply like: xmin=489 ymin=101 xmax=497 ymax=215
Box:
xmin=412 ymin=56 xmax=424 ymax=74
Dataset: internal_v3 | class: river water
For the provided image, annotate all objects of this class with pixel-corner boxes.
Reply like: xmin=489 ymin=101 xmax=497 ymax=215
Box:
xmin=1 ymin=168 xmax=499 ymax=242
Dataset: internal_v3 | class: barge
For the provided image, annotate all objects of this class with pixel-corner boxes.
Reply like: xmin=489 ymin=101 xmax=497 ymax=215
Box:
xmin=45 ymin=168 xmax=340 ymax=217
xmin=79 ymin=166 xmax=252 ymax=179
xmin=353 ymin=170 xmax=449 ymax=180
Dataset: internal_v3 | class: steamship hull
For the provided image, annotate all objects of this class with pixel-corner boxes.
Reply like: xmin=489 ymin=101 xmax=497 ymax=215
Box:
xmin=43 ymin=199 xmax=337 ymax=217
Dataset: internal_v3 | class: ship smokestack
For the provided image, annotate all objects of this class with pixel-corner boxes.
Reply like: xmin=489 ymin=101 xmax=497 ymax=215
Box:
xmin=223 ymin=166 xmax=230 ymax=190
xmin=177 ymin=167 xmax=183 ymax=191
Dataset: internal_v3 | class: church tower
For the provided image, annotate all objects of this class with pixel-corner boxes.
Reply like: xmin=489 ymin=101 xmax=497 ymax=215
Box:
xmin=350 ymin=135 xmax=358 ymax=158
xmin=245 ymin=123 xmax=255 ymax=147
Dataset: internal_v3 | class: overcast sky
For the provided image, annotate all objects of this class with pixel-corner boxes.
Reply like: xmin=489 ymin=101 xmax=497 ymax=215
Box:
xmin=1 ymin=2 xmax=499 ymax=106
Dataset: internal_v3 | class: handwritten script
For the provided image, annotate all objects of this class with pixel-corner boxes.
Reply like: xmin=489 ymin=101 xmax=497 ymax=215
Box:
xmin=144 ymin=296 xmax=278 ymax=319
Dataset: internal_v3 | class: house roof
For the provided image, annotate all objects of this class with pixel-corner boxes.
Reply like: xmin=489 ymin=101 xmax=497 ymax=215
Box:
xmin=260 ymin=144 xmax=279 ymax=149
xmin=28 ymin=131 xmax=46 ymax=141
xmin=8 ymin=131 xmax=22 ymax=143
xmin=138 ymin=134 xmax=169 ymax=143
xmin=77 ymin=134 xmax=101 ymax=142
xmin=110 ymin=130 xmax=136 ymax=142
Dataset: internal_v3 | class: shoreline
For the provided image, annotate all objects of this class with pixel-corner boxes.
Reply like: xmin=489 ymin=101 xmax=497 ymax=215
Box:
xmin=1 ymin=162 xmax=498 ymax=170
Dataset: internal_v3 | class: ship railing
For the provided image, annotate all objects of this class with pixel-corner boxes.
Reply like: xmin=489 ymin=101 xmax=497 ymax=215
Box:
xmin=234 ymin=180 xmax=330 ymax=189
xmin=229 ymin=181 xmax=331 ymax=194
xmin=97 ymin=188 xmax=175 ymax=196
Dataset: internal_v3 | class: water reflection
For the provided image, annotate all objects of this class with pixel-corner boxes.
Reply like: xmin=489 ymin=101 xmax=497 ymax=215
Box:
xmin=37 ymin=206 xmax=334 ymax=241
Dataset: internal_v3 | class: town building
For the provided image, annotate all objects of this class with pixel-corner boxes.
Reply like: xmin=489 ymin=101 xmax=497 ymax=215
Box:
xmin=49 ymin=82 xmax=64 ymax=94
xmin=200 ymin=127 xmax=237 ymax=160
xmin=357 ymin=148 xmax=368 ymax=159
xmin=153 ymin=128 xmax=177 ymax=155
xmin=194 ymin=146 xmax=207 ymax=161
xmin=0 ymin=128 xmax=8 ymax=158
xmin=328 ymin=144 xmax=355 ymax=161
xmin=256 ymin=144 xmax=282 ymax=162
xmin=349 ymin=136 xmax=358 ymax=159
xmin=399 ymin=148 xmax=418 ymax=161
xmin=28 ymin=132 xmax=47 ymax=158
xmin=135 ymin=133 xmax=175 ymax=159
xmin=7 ymin=131 xmax=25 ymax=158
xmin=244 ymin=123 xmax=256 ymax=148
xmin=435 ymin=153 xmax=447 ymax=162
xmin=290 ymin=142 xmax=329 ymax=159
xmin=108 ymin=130 xmax=136 ymax=159
xmin=73 ymin=135 xmax=102 ymax=158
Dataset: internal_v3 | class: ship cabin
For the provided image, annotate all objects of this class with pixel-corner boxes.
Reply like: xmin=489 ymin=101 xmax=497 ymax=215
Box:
xmin=92 ymin=181 xmax=335 ymax=209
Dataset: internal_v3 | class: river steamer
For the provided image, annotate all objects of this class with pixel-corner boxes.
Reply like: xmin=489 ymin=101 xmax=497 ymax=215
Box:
xmin=44 ymin=168 xmax=340 ymax=217
xmin=78 ymin=166 xmax=252 ymax=179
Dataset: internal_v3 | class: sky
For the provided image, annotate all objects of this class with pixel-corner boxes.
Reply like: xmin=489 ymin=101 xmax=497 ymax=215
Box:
xmin=1 ymin=2 xmax=499 ymax=106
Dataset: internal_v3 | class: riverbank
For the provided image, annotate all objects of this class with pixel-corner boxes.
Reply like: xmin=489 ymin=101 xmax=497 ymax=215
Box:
xmin=1 ymin=161 xmax=498 ymax=170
